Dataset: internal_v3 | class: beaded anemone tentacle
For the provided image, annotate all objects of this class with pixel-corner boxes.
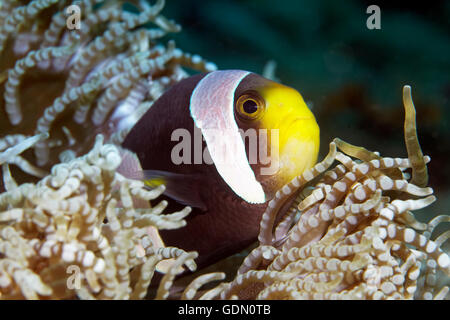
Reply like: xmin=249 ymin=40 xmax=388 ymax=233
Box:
xmin=0 ymin=0 xmax=216 ymax=183
xmin=0 ymin=134 xmax=200 ymax=299
xmin=216 ymin=85 xmax=449 ymax=300
xmin=0 ymin=0 xmax=222 ymax=300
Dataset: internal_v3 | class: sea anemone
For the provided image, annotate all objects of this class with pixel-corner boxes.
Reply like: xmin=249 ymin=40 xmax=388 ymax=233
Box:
xmin=0 ymin=0 xmax=215 ymax=189
xmin=0 ymin=0 xmax=219 ymax=300
xmin=0 ymin=134 xmax=199 ymax=299
xmin=215 ymin=86 xmax=450 ymax=300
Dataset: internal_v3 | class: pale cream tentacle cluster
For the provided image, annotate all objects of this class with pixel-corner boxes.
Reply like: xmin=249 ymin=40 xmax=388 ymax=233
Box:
xmin=0 ymin=134 xmax=207 ymax=299
xmin=213 ymin=86 xmax=449 ymax=300
xmin=0 ymin=0 xmax=230 ymax=301
xmin=0 ymin=0 xmax=216 ymax=174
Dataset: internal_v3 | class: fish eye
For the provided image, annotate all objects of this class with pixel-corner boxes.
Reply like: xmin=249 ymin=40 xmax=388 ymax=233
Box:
xmin=236 ymin=91 xmax=265 ymax=120
xmin=243 ymin=99 xmax=258 ymax=114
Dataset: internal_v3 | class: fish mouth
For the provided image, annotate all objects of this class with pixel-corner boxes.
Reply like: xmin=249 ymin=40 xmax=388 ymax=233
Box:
xmin=256 ymin=118 xmax=307 ymax=184
xmin=286 ymin=116 xmax=313 ymax=131
xmin=288 ymin=117 xmax=303 ymax=129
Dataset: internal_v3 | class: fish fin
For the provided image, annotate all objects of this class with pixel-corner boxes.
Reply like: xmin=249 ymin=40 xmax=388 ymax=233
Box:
xmin=135 ymin=170 xmax=208 ymax=211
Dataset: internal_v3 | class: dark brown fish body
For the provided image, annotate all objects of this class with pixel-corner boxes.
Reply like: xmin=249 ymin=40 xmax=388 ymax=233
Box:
xmin=123 ymin=73 xmax=267 ymax=268
xmin=122 ymin=70 xmax=320 ymax=269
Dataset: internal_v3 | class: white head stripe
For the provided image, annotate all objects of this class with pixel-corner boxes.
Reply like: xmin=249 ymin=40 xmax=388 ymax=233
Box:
xmin=190 ymin=70 xmax=266 ymax=204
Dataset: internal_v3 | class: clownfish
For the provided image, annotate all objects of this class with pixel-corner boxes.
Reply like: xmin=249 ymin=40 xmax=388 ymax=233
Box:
xmin=121 ymin=70 xmax=319 ymax=269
